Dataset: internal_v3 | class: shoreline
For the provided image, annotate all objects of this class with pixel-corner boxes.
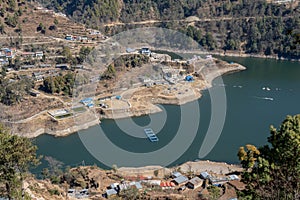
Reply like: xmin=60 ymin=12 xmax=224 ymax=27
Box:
xmin=117 ymin=160 xmax=243 ymax=178
xmin=211 ymin=51 xmax=300 ymax=62
xmin=9 ymin=60 xmax=246 ymax=138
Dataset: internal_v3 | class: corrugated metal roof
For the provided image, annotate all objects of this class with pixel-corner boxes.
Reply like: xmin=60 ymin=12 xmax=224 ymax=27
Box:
xmin=173 ymin=175 xmax=189 ymax=184
xmin=106 ymin=189 xmax=117 ymax=196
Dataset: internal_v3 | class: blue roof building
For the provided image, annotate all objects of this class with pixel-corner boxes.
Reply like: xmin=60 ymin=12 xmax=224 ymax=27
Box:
xmin=185 ymin=75 xmax=194 ymax=82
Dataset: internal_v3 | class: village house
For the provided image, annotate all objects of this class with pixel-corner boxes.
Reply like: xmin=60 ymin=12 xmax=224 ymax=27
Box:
xmin=35 ymin=51 xmax=44 ymax=58
xmin=56 ymin=63 xmax=70 ymax=70
xmin=22 ymin=52 xmax=35 ymax=58
xmin=200 ymin=171 xmax=211 ymax=179
xmin=186 ymin=177 xmax=203 ymax=189
xmin=104 ymin=189 xmax=117 ymax=198
xmin=140 ymin=47 xmax=151 ymax=56
xmin=39 ymin=64 xmax=52 ymax=68
xmin=172 ymin=175 xmax=189 ymax=186
xmin=0 ymin=48 xmax=14 ymax=59
xmin=21 ymin=65 xmax=36 ymax=70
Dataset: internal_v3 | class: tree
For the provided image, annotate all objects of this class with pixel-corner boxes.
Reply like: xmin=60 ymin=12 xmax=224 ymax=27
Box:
xmin=37 ymin=23 xmax=46 ymax=34
xmin=238 ymin=115 xmax=300 ymax=199
xmin=0 ymin=124 xmax=40 ymax=199
xmin=62 ymin=46 xmax=73 ymax=63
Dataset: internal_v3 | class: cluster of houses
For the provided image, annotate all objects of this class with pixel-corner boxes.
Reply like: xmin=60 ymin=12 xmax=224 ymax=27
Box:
xmin=0 ymin=48 xmax=45 ymax=67
xmin=102 ymin=171 xmax=240 ymax=199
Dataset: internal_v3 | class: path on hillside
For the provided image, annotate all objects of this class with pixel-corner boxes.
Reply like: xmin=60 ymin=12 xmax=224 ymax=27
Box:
xmin=104 ymin=15 xmax=289 ymax=27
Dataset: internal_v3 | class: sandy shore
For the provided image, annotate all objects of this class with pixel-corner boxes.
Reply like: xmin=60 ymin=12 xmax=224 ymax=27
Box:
xmin=118 ymin=160 xmax=242 ymax=178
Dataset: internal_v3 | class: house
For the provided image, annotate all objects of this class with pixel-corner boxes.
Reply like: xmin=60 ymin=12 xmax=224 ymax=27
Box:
xmin=34 ymin=75 xmax=44 ymax=82
xmin=6 ymin=68 xmax=14 ymax=72
xmin=140 ymin=47 xmax=151 ymax=56
xmin=104 ymin=189 xmax=117 ymax=198
xmin=65 ymin=35 xmax=73 ymax=40
xmin=117 ymin=183 xmax=130 ymax=191
xmin=35 ymin=51 xmax=44 ymax=58
xmin=200 ymin=172 xmax=211 ymax=179
xmin=109 ymin=183 xmax=119 ymax=189
xmin=30 ymin=90 xmax=40 ymax=97
xmin=209 ymin=176 xmax=229 ymax=186
xmin=1 ymin=48 xmax=14 ymax=58
xmin=130 ymin=182 xmax=143 ymax=190
xmin=126 ymin=48 xmax=136 ymax=53
xmin=75 ymin=189 xmax=89 ymax=199
xmin=22 ymin=52 xmax=35 ymax=58
xmin=172 ymin=175 xmax=189 ymax=186
xmin=39 ymin=64 xmax=52 ymax=68
xmin=73 ymin=65 xmax=84 ymax=69
xmin=185 ymin=75 xmax=194 ymax=82
xmin=56 ymin=64 xmax=70 ymax=70
xmin=67 ymin=189 xmax=76 ymax=197
xmin=206 ymin=55 xmax=213 ymax=59
xmin=172 ymin=172 xmax=182 ymax=178
xmin=186 ymin=177 xmax=203 ymax=189
xmin=141 ymin=180 xmax=161 ymax=186
xmin=228 ymin=175 xmax=239 ymax=181
xmin=20 ymin=65 xmax=35 ymax=70
xmin=81 ymin=36 xmax=88 ymax=41
xmin=81 ymin=97 xmax=95 ymax=108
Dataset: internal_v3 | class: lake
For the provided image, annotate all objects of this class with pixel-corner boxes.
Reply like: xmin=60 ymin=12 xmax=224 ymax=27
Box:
xmin=33 ymin=57 xmax=300 ymax=174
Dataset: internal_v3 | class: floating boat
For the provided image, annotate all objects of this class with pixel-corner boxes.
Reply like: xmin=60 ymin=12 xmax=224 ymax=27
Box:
xmin=144 ymin=128 xmax=159 ymax=142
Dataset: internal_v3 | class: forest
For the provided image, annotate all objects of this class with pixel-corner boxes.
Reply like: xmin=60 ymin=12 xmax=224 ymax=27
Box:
xmin=35 ymin=0 xmax=299 ymax=59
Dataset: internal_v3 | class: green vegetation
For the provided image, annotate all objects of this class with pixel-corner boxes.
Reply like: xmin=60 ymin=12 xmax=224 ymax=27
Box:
xmin=0 ymin=124 xmax=40 ymax=199
xmin=43 ymin=73 xmax=75 ymax=96
xmin=207 ymin=185 xmax=222 ymax=200
xmin=238 ymin=115 xmax=300 ymax=199
xmin=38 ymin=0 xmax=299 ymax=59
xmin=100 ymin=54 xmax=149 ymax=80
xmin=37 ymin=23 xmax=46 ymax=34
xmin=78 ymin=46 xmax=93 ymax=64
xmin=0 ymin=76 xmax=33 ymax=105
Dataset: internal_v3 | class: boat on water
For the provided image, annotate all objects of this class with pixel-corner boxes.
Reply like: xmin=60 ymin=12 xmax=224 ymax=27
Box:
xmin=144 ymin=128 xmax=159 ymax=142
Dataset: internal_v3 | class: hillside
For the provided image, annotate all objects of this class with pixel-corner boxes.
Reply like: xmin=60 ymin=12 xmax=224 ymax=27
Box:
xmin=37 ymin=0 xmax=300 ymax=59
xmin=0 ymin=0 xmax=98 ymax=44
